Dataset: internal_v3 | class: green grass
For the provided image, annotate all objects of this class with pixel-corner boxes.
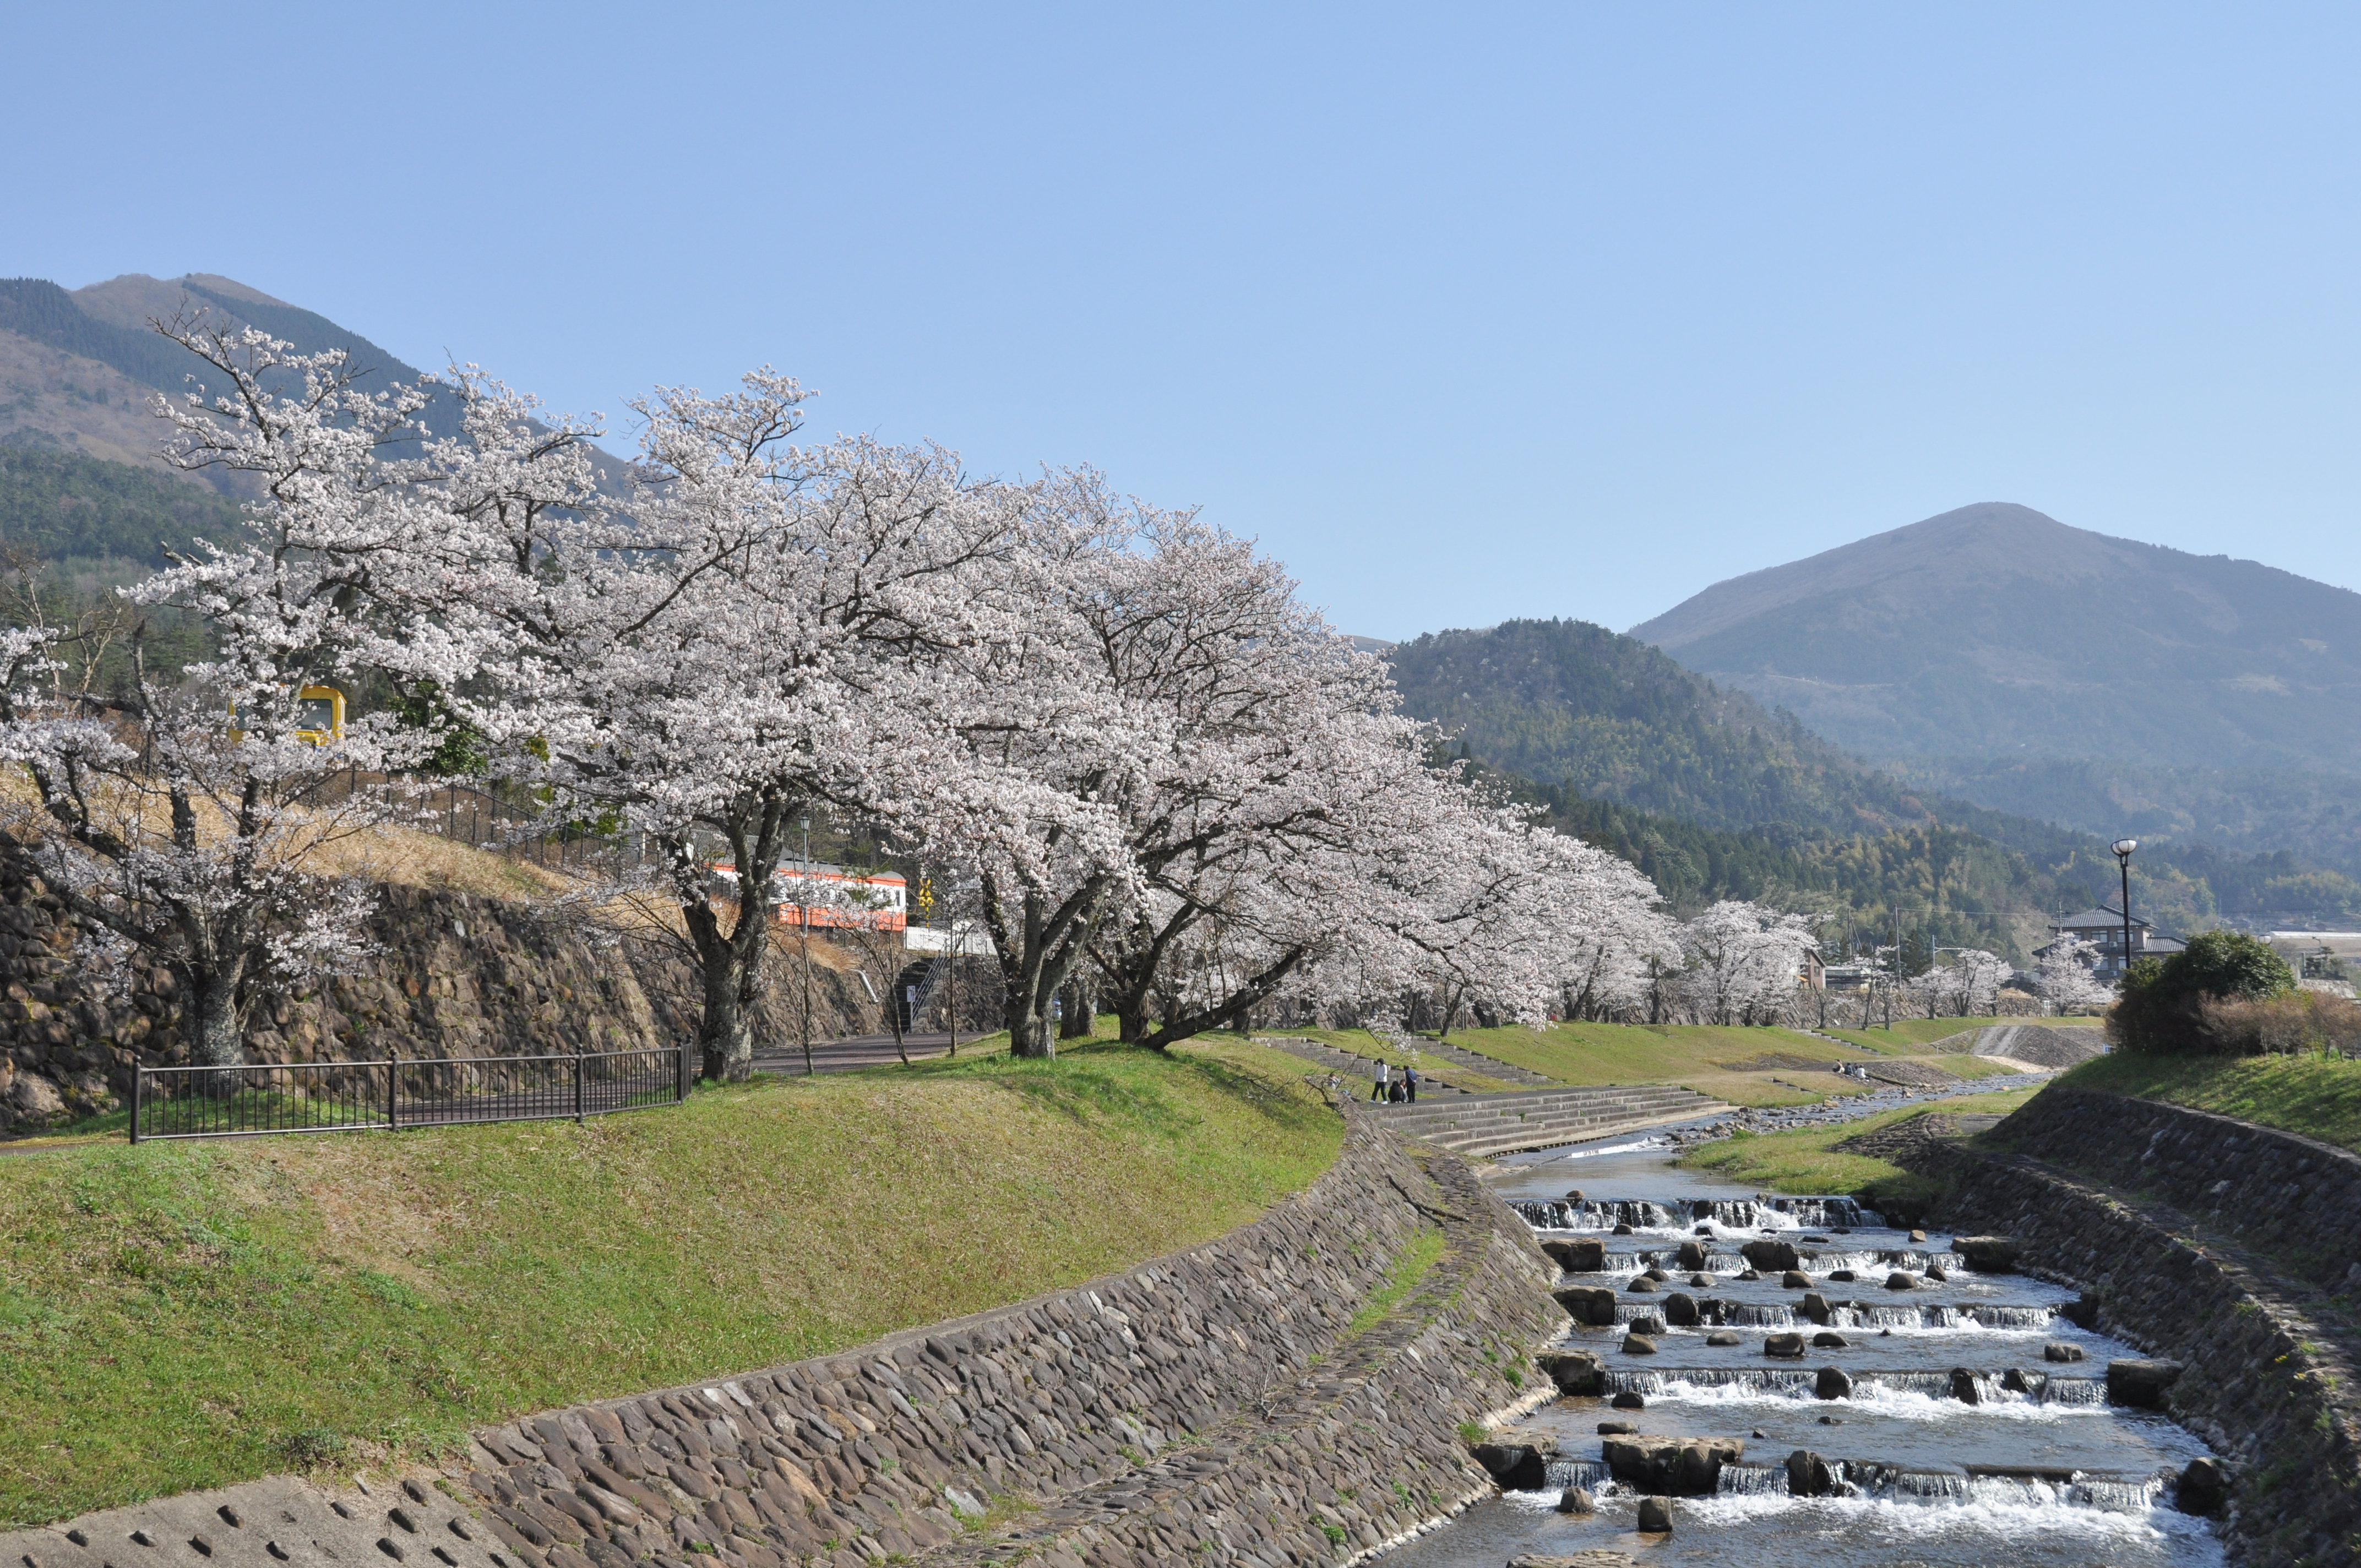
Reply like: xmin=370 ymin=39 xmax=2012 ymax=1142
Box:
xmin=1675 ymin=1087 xmax=2042 ymax=1202
xmin=0 ymin=1037 xmax=1342 ymax=1526
xmin=1344 ymin=1226 xmax=1446 ymax=1336
xmin=1435 ymin=1022 xmax=1885 ymax=1108
xmin=1813 ymin=1016 xmax=2104 ymax=1057
xmin=2053 ymin=1051 xmax=2361 ymax=1155
xmin=1254 ymin=1027 xmax=1523 ymax=1092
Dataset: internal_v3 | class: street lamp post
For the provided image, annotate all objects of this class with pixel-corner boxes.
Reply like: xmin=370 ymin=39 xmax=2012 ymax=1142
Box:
xmin=2111 ymin=837 xmax=2139 ymax=984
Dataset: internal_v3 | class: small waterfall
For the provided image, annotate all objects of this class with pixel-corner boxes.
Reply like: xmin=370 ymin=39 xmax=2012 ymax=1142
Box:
xmin=1843 ymin=1464 xmax=1974 ymax=1503
xmin=1968 ymin=1304 xmax=2052 ymax=1329
xmin=1720 ymin=1302 xmax=1797 ymax=1327
xmin=1543 ymin=1458 xmax=1611 ymax=1491
xmin=1514 ymin=1199 xmax=1684 ymax=1231
xmin=1715 ymin=1463 xmax=1789 ymax=1496
xmin=1965 ymin=1474 xmax=2059 ymax=1507
xmin=1602 ymin=1368 xmax=1816 ymax=1397
xmin=2071 ymin=1477 xmax=2164 ymax=1512
xmin=2041 ymin=1378 xmax=2106 ymax=1406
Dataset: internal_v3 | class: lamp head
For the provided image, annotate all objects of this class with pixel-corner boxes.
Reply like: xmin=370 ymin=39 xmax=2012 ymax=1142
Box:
xmin=2111 ymin=837 xmax=2138 ymax=861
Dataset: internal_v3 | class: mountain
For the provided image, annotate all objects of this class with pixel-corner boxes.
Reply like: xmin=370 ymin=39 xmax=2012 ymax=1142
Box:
xmin=1629 ymin=502 xmax=2361 ymax=874
xmin=0 ymin=272 xmax=634 ymax=575
xmin=1385 ymin=617 xmax=2361 ymax=954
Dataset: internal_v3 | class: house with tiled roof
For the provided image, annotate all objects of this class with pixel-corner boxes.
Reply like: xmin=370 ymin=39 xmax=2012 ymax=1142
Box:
xmin=2037 ymin=903 xmax=2186 ymax=982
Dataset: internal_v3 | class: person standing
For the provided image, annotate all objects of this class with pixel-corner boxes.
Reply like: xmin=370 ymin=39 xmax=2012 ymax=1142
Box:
xmin=1370 ymin=1059 xmax=1391 ymax=1102
xmin=1403 ymin=1063 xmax=1419 ymax=1104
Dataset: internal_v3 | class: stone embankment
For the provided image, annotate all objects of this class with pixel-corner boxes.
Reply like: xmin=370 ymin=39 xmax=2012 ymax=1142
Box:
xmin=4 ymin=1101 xmax=1563 ymax=1568
xmin=1916 ymin=1087 xmax=2361 ymax=1564
xmin=0 ymin=844 xmax=872 ymax=1134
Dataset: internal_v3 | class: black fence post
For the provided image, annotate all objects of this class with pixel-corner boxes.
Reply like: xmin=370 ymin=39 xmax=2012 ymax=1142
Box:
xmin=130 ymin=1064 xmax=142 ymax=1145
xmin=574 ymin=1051 xmax=585 ymax=1124
xmin=678 ymin=1042 xmax=690 ymax=1103
xmin=387 ymin=1050 xmax=399 ymax=1131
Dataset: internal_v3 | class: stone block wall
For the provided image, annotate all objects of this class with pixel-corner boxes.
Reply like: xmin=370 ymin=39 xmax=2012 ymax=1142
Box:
xmin=0 ymin=851 xmax=665 ymax=1133
xmin=455 ymin=1102 xmax=1561 ymax=1568
xmin=1927 ymin=1088 xmax=2361 ymax=1564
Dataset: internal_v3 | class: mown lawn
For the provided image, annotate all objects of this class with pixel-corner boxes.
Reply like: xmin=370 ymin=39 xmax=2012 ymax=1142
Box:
xmin=0 ymin=1037 xmax=1342 ymax=1525
xmin=1810 ymin=1015 xmax=2103 ymax=1055
xmin=2054 ymin=1050 xmax=2361 ymax=1155
xmin=1432 ymin=1022 xmax=1884 ymax=1108
xmin=1675 ymin=1087 xmax=2043 ymax=1202
xmin=1256 ymin=1027 xmax=1525 ymax=1092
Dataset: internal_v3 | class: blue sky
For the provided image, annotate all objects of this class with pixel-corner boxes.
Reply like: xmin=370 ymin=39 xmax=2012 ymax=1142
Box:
xmin=9 ymin=5 xmax=2360 ymax=639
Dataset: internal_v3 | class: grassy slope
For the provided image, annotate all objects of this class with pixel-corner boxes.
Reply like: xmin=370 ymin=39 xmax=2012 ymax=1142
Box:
xmin=1259 ymin=1028 xmax=1524 ymax=1093
xmin=1814 ymin=1016 xmax=2103 ymax=1055
xmin=2052 ymin=1052 xmax=2361 ymax=1156
xmin=0 ymin=1036 xmax=1341 ymax=1525
xmin=1435 ymin=1022 xmax=1889 ymax=1108
xmin=1676 ymin=1087 xmax=2043 ymax=1200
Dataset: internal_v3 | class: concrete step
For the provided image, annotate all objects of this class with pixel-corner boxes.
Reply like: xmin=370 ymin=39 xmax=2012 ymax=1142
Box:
xmin=1370 ymin=1083 xmax=1729 ymax=1156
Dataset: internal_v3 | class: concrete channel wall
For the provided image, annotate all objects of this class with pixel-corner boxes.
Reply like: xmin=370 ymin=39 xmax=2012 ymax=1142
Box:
xmin=1923 ymin=1088 xmax=2361 ymax=1565
xmin=4 ymin=1099 xmax=1564 ymax=1568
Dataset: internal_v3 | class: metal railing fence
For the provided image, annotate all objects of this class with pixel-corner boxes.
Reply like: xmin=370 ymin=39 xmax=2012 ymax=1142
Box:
xmin=130 ymin=1043 xmax=691 ymax=1142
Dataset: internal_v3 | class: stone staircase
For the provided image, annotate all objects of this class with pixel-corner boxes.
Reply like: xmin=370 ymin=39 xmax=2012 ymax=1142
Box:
xmin=1255 ymin=1035 xmax=1480 ymax=1096
xmin=1371 ymin=1082 xmax=1729 ymax=1157
xmin=1368 ymin=1025 xmax=1555 ymax=1086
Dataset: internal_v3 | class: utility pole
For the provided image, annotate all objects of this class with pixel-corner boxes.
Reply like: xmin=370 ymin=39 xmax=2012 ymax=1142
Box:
xmin=2112 ymin=839 xmax=2138 ymax=987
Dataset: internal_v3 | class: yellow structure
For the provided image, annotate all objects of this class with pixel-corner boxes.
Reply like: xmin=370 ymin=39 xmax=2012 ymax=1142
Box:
xmin=296 ymin=685 xmax=345 ymax=743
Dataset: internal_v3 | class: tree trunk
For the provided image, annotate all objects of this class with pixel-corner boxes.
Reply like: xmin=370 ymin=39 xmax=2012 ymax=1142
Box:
xmin=698 ymin=946 xmax=757 ymax=1083
xmin=1059 ymin=976 xmax=1093 ymax=1039
xmin=191 ymin=963 xmax=246 ymax=1069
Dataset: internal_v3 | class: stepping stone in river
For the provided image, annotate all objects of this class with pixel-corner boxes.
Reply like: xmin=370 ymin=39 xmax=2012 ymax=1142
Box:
xmin=2044 ymin=1341 xmax=2086 ymax=1363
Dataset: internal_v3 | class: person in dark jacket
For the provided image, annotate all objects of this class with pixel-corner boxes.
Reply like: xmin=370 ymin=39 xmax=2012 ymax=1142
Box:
xmin=1403 ymin=1064 xmax=1419 ymax=1103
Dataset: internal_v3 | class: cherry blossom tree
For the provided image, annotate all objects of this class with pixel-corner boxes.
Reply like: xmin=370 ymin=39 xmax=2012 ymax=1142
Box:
xmin=400 ymin=369 xmax=1046 ymax=1082
xmin=2038 ymin=934 xmax=2114 ymax=1012
xmin=1679 ymin=900 xmax=1818 ymax=1025
xmin=0 ymin=320 xmax=456 ymax=1066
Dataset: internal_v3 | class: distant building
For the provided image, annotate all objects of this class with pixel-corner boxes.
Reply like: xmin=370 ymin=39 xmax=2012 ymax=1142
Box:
xmin=2038 ymin=904 xmax=2185 ymax=982
xmin=1819 ymin=962 xmax=1878 ymax=993
xmin=1799 ymin=949 xmax=1826 ymax=990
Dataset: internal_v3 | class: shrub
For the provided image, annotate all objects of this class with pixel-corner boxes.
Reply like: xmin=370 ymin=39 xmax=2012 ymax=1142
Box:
xmin=2196 ymin=990 xmax=2361 ymax=1057
xmin=2110 ymin=932 xmax=2298 ymax=1055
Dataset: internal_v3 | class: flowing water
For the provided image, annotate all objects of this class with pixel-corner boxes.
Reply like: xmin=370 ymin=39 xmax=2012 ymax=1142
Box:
xmin=1383 ymin=1132 xmax=2225 ymax=1566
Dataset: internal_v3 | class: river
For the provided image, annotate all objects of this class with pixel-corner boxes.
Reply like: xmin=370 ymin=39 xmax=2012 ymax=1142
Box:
xmin=1380 ymin=1129 xmax=2226 ymax=1567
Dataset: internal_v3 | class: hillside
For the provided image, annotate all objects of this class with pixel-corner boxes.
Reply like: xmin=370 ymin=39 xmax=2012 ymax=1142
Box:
xmin=1389 ymin=617 xmax=2361 ymax=947
xmin=1387 ymin=617 xmax=1922 ymax=836
xmin=1628 ymin=502 xmax=2361 ymax=869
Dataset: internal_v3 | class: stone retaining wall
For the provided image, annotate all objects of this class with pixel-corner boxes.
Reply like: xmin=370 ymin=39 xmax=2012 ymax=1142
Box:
xmin=0 ymin=840 xmax=873 ymax=1134
xmin=456 ymin=1101 xmax=1559 ymax=1568
xmin=1921 ymin=1088 xmax=2361 ymax=1565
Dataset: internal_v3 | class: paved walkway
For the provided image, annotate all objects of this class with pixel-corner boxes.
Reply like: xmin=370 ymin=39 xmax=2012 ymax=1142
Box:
xmin=749 ymin=1032 xmax=971 ymax=1075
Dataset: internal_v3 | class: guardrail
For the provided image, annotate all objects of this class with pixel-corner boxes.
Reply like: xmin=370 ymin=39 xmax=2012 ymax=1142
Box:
xmin=130 ymin=1043 xmax=691 ymax=1142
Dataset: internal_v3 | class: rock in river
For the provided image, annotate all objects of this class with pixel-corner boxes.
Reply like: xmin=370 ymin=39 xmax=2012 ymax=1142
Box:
xmin=1764 ymin=1332 xmax=1807 ymax=1359
xmin=1554 ymin=1285 xmax=1618 ymax=1325
xmin=2107 ymin=1358 xmax=2184 ymax=1410
xmin=1542 ymin=1237 xmax=1607 ymax=1272
xmin=1471 ymin=1442 xmax=1552 ymax=1490
xmin=1787 ymin=1449 xmax=1838 ymax=1496
xmin=1603 ymin=1436 xmax=1743 ymax=1496
xmin=2175 ymin=1457 xmax=2227 ymax=1516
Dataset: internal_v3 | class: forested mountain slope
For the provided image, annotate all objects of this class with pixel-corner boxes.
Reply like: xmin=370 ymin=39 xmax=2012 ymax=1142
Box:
xmin=1390 ymin=617 xmax=2361 ymax=952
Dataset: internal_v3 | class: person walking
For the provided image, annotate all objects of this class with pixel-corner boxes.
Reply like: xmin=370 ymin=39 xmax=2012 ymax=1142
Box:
xmin=1403 ymin=1063 xmax=1419 ymax=1104
xmin=1370 ymin=1059 xmax=1391 ymax=1102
